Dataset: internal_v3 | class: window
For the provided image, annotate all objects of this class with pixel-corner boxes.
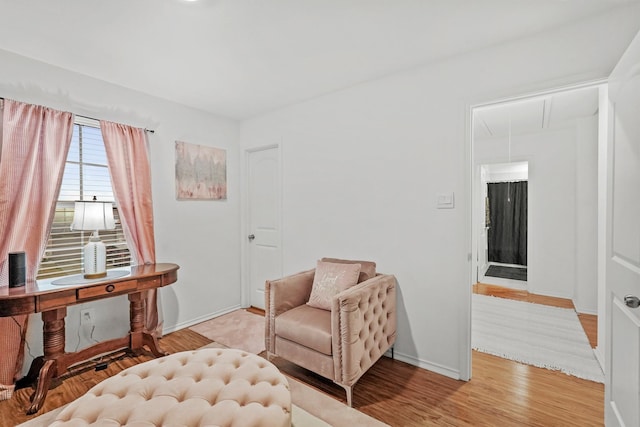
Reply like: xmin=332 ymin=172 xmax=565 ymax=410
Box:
xmin=37 ymin=118 xmax=131 ymax=279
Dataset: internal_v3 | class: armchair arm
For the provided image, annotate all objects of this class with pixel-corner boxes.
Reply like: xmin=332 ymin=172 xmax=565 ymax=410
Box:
xmin=331 ymin=274 xmax=397 ymax=386
xmin=265 ymin=268 xmax=315 ymax=353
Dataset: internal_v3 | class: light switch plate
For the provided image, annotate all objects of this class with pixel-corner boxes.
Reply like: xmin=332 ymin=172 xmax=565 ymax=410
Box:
xmin=436 ymin=192 xmax=455 ymax=209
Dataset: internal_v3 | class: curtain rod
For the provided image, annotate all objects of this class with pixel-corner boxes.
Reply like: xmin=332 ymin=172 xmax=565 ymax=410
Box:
xmin=76 ymin=114 xmax=155 ymax=134
xmin=0 ymin=97 xmax=155 ymax=133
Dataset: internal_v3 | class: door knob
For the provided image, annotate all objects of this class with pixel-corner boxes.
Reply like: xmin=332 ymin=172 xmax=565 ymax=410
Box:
xmin=624 ymin=295 xmax=640 ymax=308
xmin=248 ymin=234 xmax=255 ymax=241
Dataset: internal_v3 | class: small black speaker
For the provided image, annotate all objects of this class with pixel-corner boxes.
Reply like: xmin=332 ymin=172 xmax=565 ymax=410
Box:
xmin=9 ymin=251 xmax=26 ymax=288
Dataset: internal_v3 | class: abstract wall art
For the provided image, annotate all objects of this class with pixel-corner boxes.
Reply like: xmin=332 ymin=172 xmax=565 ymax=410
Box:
xmin=175 ymin=141 xmax=227 ymax=200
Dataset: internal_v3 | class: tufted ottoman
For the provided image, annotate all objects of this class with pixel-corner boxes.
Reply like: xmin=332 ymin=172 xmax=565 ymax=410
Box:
xmin=47 ymin=348 xmax=291 ymax=427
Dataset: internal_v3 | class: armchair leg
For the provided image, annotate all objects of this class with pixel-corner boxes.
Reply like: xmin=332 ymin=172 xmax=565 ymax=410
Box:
xmin=336 ymin=383 xmax=354 ymax=407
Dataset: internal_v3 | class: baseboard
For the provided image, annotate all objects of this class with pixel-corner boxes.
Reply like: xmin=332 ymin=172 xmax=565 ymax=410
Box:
xmin=162 ymin=304 xmax=242 ymax=334
xmin=593 ymin=345 xmax=605 ymax=371
xmin=526 ymin=287 xmax=571 ymax=301
xmin=393 ymin=351 xmax=461 ymax=380
xmin=574 ymin=304 xmax=598 ymax=316
xmin=478 ymin=263 xmax=489 ymax=281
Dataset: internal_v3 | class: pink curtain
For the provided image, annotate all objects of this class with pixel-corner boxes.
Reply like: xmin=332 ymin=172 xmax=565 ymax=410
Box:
xmin=0 ymin=99 xmax=73 ymax=400
xmin=100 ymin=121 xmax=159 ymax=335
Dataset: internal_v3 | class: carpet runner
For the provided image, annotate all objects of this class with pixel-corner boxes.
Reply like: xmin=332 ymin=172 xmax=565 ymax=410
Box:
xmin=472 ymin=293 xmax=603 ymax=382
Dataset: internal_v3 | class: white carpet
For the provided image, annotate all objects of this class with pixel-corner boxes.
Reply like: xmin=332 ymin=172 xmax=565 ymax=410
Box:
xmin=472 ymin=294 xmax=604 ymax=383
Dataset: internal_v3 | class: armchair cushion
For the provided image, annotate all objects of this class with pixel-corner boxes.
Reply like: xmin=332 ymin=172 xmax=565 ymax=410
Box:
xmin=275 ymin=304 xmax=332 ymax=355
xmin=320 ymin=257 xmax=376 ymax=283
xmin=307 ymin=260 xmax=361 ymax=310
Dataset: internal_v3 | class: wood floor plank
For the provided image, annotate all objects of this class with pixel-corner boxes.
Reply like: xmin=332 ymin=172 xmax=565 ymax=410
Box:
xmin=269 ymin=348 xmax=603 ymax=426
xmin=474 ymin=283 xmax=575 ymax=308
xmin=1 ymin=296 xmax=603 ymax=427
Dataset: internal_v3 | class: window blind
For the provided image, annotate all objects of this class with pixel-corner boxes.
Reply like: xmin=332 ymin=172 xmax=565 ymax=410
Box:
xmin=37 ymin=121 xmax=131 ymax=280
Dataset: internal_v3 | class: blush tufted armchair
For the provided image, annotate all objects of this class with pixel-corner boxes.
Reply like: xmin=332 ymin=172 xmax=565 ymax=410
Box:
xmin=265 ymin=258 xmax=397 ymax=407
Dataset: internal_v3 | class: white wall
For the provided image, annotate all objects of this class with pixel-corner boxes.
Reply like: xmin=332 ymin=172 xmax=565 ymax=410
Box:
xmin=476 ymin=129 xmax=575 ymax=299
xmin=476 ymin=115 xmax=599 ymax=313
xmin=484 ymin=162 xmax=528 ymax=183
xmin=0 ymin=49 xmax=242 ymax=373
xmin=239 ymin=8 xmax=639 ymax=378
xmin=574 ymin=116 xmax=599 ymax=314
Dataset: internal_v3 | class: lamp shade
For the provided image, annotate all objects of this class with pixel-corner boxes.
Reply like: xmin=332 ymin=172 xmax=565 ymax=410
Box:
xmin=70 ymin=200 xmax=116 ymax=231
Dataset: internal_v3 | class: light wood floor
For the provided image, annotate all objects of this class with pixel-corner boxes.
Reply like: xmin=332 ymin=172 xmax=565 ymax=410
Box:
xmin=2 ymin=287 xmax=603 ymax=427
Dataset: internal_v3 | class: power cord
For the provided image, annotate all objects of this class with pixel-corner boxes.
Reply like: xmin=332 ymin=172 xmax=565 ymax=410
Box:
xmin=75 ymin=316 xmax=100 ymax=352
xmin=11 ymin=316 xmax=35 ymax=360
xmin=75 ymin=320 xmax=82 ymax=352
xmin=89 ymin=324 xmax=100 ymax=344
xmin=12 ymin=315 xmax=110 ymax=376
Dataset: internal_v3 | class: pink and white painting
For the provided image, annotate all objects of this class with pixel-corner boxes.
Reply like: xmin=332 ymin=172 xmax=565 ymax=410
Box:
xmin=175 ymin=141 xmax=227 ymax=200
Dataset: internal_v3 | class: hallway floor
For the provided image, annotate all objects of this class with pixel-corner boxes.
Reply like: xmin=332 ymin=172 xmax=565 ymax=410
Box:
xmin=473 ymin=282 xmax=598 ymax=348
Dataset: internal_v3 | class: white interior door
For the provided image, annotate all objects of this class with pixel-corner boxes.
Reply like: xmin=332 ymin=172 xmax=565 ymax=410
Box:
xmin=247 ymin=146 xmax=281 ymax=309
xmin=605 ymin=30 xmax=640 ymax=427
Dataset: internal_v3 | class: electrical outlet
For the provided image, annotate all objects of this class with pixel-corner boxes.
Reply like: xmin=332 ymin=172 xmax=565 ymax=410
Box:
xmin=80 ymin=308 xmax=95 ymax=325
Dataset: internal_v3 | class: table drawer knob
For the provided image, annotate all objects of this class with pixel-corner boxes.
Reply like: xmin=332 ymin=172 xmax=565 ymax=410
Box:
xmin=105 ymin=284 xmax=115 ymax=293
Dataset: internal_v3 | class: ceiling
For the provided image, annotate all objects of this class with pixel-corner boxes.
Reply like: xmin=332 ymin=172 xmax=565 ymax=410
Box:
xmin=473 ymin=85 xmax=600 ymax=139
xmin=0 ymin=0 xmax=634 ymax=120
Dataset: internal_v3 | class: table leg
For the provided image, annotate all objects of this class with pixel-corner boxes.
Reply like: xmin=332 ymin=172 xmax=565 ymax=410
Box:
xmin=142 ymin=332 xmax=168 ymax=357
xmin=26 ymin=307 xmax=66 ymax=415
xmin=15 ymin=356 xmax=43 ymax=390
xmin=128 ymin=292 xmax=167 ymax=357
xmin=26 ymin=360 xmax=55 ymax=415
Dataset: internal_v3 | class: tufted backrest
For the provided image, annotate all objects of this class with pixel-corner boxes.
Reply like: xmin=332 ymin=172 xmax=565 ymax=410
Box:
xmin=332 ymin=274 xmax=397 ymax=387
xmin=49 ymin=349 xmax=291 ymax=427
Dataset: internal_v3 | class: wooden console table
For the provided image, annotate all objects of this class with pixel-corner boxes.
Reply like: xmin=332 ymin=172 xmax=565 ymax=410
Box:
xmin=0 ymin=263 xmax=179 ymax=414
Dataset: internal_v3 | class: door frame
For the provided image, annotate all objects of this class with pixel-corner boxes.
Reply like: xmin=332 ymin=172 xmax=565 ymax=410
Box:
xmin=481 ymin=164 xmax=529 ymax=286
xmin=241 ymin=143 xmax=283 ymax=308
xmin=465 ymin=78 xmax=608 ymax=380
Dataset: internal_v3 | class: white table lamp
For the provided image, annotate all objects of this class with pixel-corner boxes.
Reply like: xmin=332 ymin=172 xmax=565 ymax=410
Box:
xmin=70 ymin=197 xmax=116 ymax=279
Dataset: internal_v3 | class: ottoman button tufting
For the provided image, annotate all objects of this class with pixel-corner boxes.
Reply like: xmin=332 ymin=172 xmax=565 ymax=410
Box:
xmin=47 ymin=348 xmax=292 ymax=427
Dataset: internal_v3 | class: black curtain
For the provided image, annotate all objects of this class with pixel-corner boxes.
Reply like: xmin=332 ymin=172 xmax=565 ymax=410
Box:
xmin=487 ymin=181 xmax=527 ymax=266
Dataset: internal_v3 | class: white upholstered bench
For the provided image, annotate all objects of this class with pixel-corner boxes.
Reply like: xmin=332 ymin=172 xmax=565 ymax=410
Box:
xmin=42 ymin=348 xmax=292 ymax=427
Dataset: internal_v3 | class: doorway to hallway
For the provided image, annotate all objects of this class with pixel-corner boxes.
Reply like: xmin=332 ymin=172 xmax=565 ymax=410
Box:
xmin=470 ymin=82 xmax=603 ymax=379
xmin=478 ymin=161 xmax=528 ymax=290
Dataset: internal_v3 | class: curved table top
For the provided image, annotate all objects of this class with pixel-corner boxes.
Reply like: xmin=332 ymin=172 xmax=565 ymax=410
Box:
xmin=0 ymin=263 xmax=179 ymax=316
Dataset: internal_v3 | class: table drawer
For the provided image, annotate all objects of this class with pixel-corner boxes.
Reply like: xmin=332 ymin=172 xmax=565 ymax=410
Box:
xmin=77 ymin=280 xmax=138 ymax=300
xmin=38 ymin=290 xmax=76 ymax=312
